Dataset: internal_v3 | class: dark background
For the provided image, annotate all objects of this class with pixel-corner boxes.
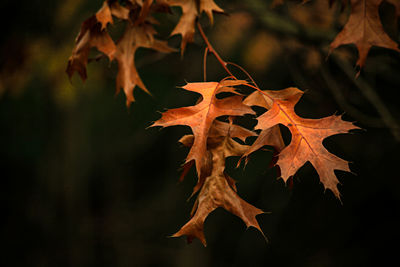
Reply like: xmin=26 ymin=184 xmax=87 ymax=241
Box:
xmin=1 ymin=0 xmax=399 ymax=266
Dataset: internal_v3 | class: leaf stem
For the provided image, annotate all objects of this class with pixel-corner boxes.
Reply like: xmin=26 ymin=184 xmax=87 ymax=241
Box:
xmin=203 ymin=47 xmax=209 ymax=82
xmin=227 ymin=61 xmax=260 ymax=89
xmin=196 ymin=21 xmax=274 ymax=102
xmin=196 ymin=21 xmax=235 ymax=78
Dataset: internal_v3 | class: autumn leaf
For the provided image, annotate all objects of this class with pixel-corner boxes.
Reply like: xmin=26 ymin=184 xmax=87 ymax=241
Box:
xmin=67 ymin=0 xmax=175 ymax=107
xmin=114 ymin=21 xmax=175 ymax=107
xmin=66 ymin=0 xmax=136 ymax=81
xmin=179 ymin=119 xmax=257 ymax=195
xmin=199 ymin=0 xmax=224 ymax=24
xmin=174 ymin=122 xmax=264 ymax=246
xmin=242 ymin=90 xmax=285 ymax=158
xmin=329 ymin=0 xmax=400 ymax=70
xmin=208 ymin=119 xmax=257 ymax=142
xmin=66 ymin=16 xmax=116 ymax=81
xmin=173 ymin=172 xmax=264 ymax=246
xmin=246 ymin=88 xmax=359 ymax=199
xmin=96 ymin=1 xmax=114 ymax=30
xmin=241 ymin=126 xmax=285 ymax=163
xmin=168 ymin=0 xmax=198 ymax=52
xmin=152 ymin=80 xmax=255 ymax=179
xmin=168 ymin=0 xmax=223 ymax=53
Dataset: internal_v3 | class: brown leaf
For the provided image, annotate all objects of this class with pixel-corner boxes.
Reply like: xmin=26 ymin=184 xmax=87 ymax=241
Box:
xmin=96 ymin=0 xmax=131 ymax=29
xmin=66 ymin=0 xmax=132 ymax=82
xmin=199 ymin=0 xmax=223 ymax=24
xmin=330 ymin=0 xmax=400 ymax=69
xmin=109 ymin=1 xmax=130 ymax=20
xmin=242 ymin=127 xmax=285 ymax=161
xmin=173 ymin=125 xmax=264 ymax=246
xmin=114 ymin=22 xmax=175 ymax=107
xmin=152 ymin=81 xmax=255 ymax=178
xmin=172 ymin=173 xmax=264 ymax=246
xmin=136 ymin=0 xmax=154 ymax=24
xmin=96 ymin=1 xmax=113 ymax=30
xmin=168 ymin=0 xmax=223 ymax=53
xmin=66 ymin=16 xmax=116 ymax=81
xmin=242 ymin=90 xmax=285 ymax=158
xmin=179 ymin=120 xmax=256 ymax=194
xmin=252 ymin=88 xmax=359 ymax=199
xmin=168 ymin=0 xmax=198 ymax=52
xmin=208 ymin=119 xmax=257 ymax=142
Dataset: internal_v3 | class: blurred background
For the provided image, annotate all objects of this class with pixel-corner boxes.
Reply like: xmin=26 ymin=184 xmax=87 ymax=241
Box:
xmin=1 ymin=0 xmax=400 ymax=266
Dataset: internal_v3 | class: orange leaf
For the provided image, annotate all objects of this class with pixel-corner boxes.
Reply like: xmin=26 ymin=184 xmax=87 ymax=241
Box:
xmin=179 ymin=119 xmax=256 ymax=194
xmin=168 ymin=0 xmax=198 ymax=52
xmin=199 ymin=0 xmax=223 ymax=24
xmin=172 ymin=173 xmax=264 ymax=246
xmin=249 ymin=88 xmax=359 ymax=199
xmin=174 ymin=124 xmax=264 ymax=246
xmin=96 ymin=1 xmax=113 ymax=30
xmin=168 ymin=0 xmax=223 ymax=53
xmin=330 ymin=0 xmax=400 ymax=69
xmin=242 ymin=91 xmax=285 ymax=159
xmin=152 ymin=81 xmax=255 ymax=179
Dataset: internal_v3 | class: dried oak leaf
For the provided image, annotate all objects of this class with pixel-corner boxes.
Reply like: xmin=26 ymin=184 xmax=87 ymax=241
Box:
xmin=115 ymin=21 xmax=175 ymax=107
xmin=175 ymin=123 xmax=264 ymax=246
xmin=247 ymin=88 xmax=359 ymax=200
xmin=66 ymin=0 xmax=131 ymax=81
xmin=95 ymin=0 xmax=132 ymax=29
xmin=66 ymin=16 xmax=116 ymax=81
xmin=152 ymin=81 xmax=255 ymax=179
xmin=106 ymin=0 xmax=131 ymax=21
xmin=167 ymin=0 xmax=223 ymax=52
xmin=96 ymin=1 xmax=114 ymax=30
xmin=330 ymin=0 xmax=400 ymax=69
xmin=242 ymin=90 xmax=285 ymax=159
xmin=179 ymin=119 xmax=257 ymax=195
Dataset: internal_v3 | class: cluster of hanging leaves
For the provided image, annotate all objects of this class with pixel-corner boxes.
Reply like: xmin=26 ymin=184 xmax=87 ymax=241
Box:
xmin=67 ymin=0 xmax=400 ymax=104
xmin=66 ymin=0 xmax=176 ymax=107
xmin=66 ymin=0 xmax=399 ymax=245
xmin=151 ymin=80 xmax=359 ymax=245
xmin=66 ymin=0 xmax=223 ymax=107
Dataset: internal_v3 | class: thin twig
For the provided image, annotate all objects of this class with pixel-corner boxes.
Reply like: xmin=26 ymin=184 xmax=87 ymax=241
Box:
xmin=197 ymin=21 xmax=275 ymax=102
xmin=196 ymin=21 xmax=235 ymax=78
